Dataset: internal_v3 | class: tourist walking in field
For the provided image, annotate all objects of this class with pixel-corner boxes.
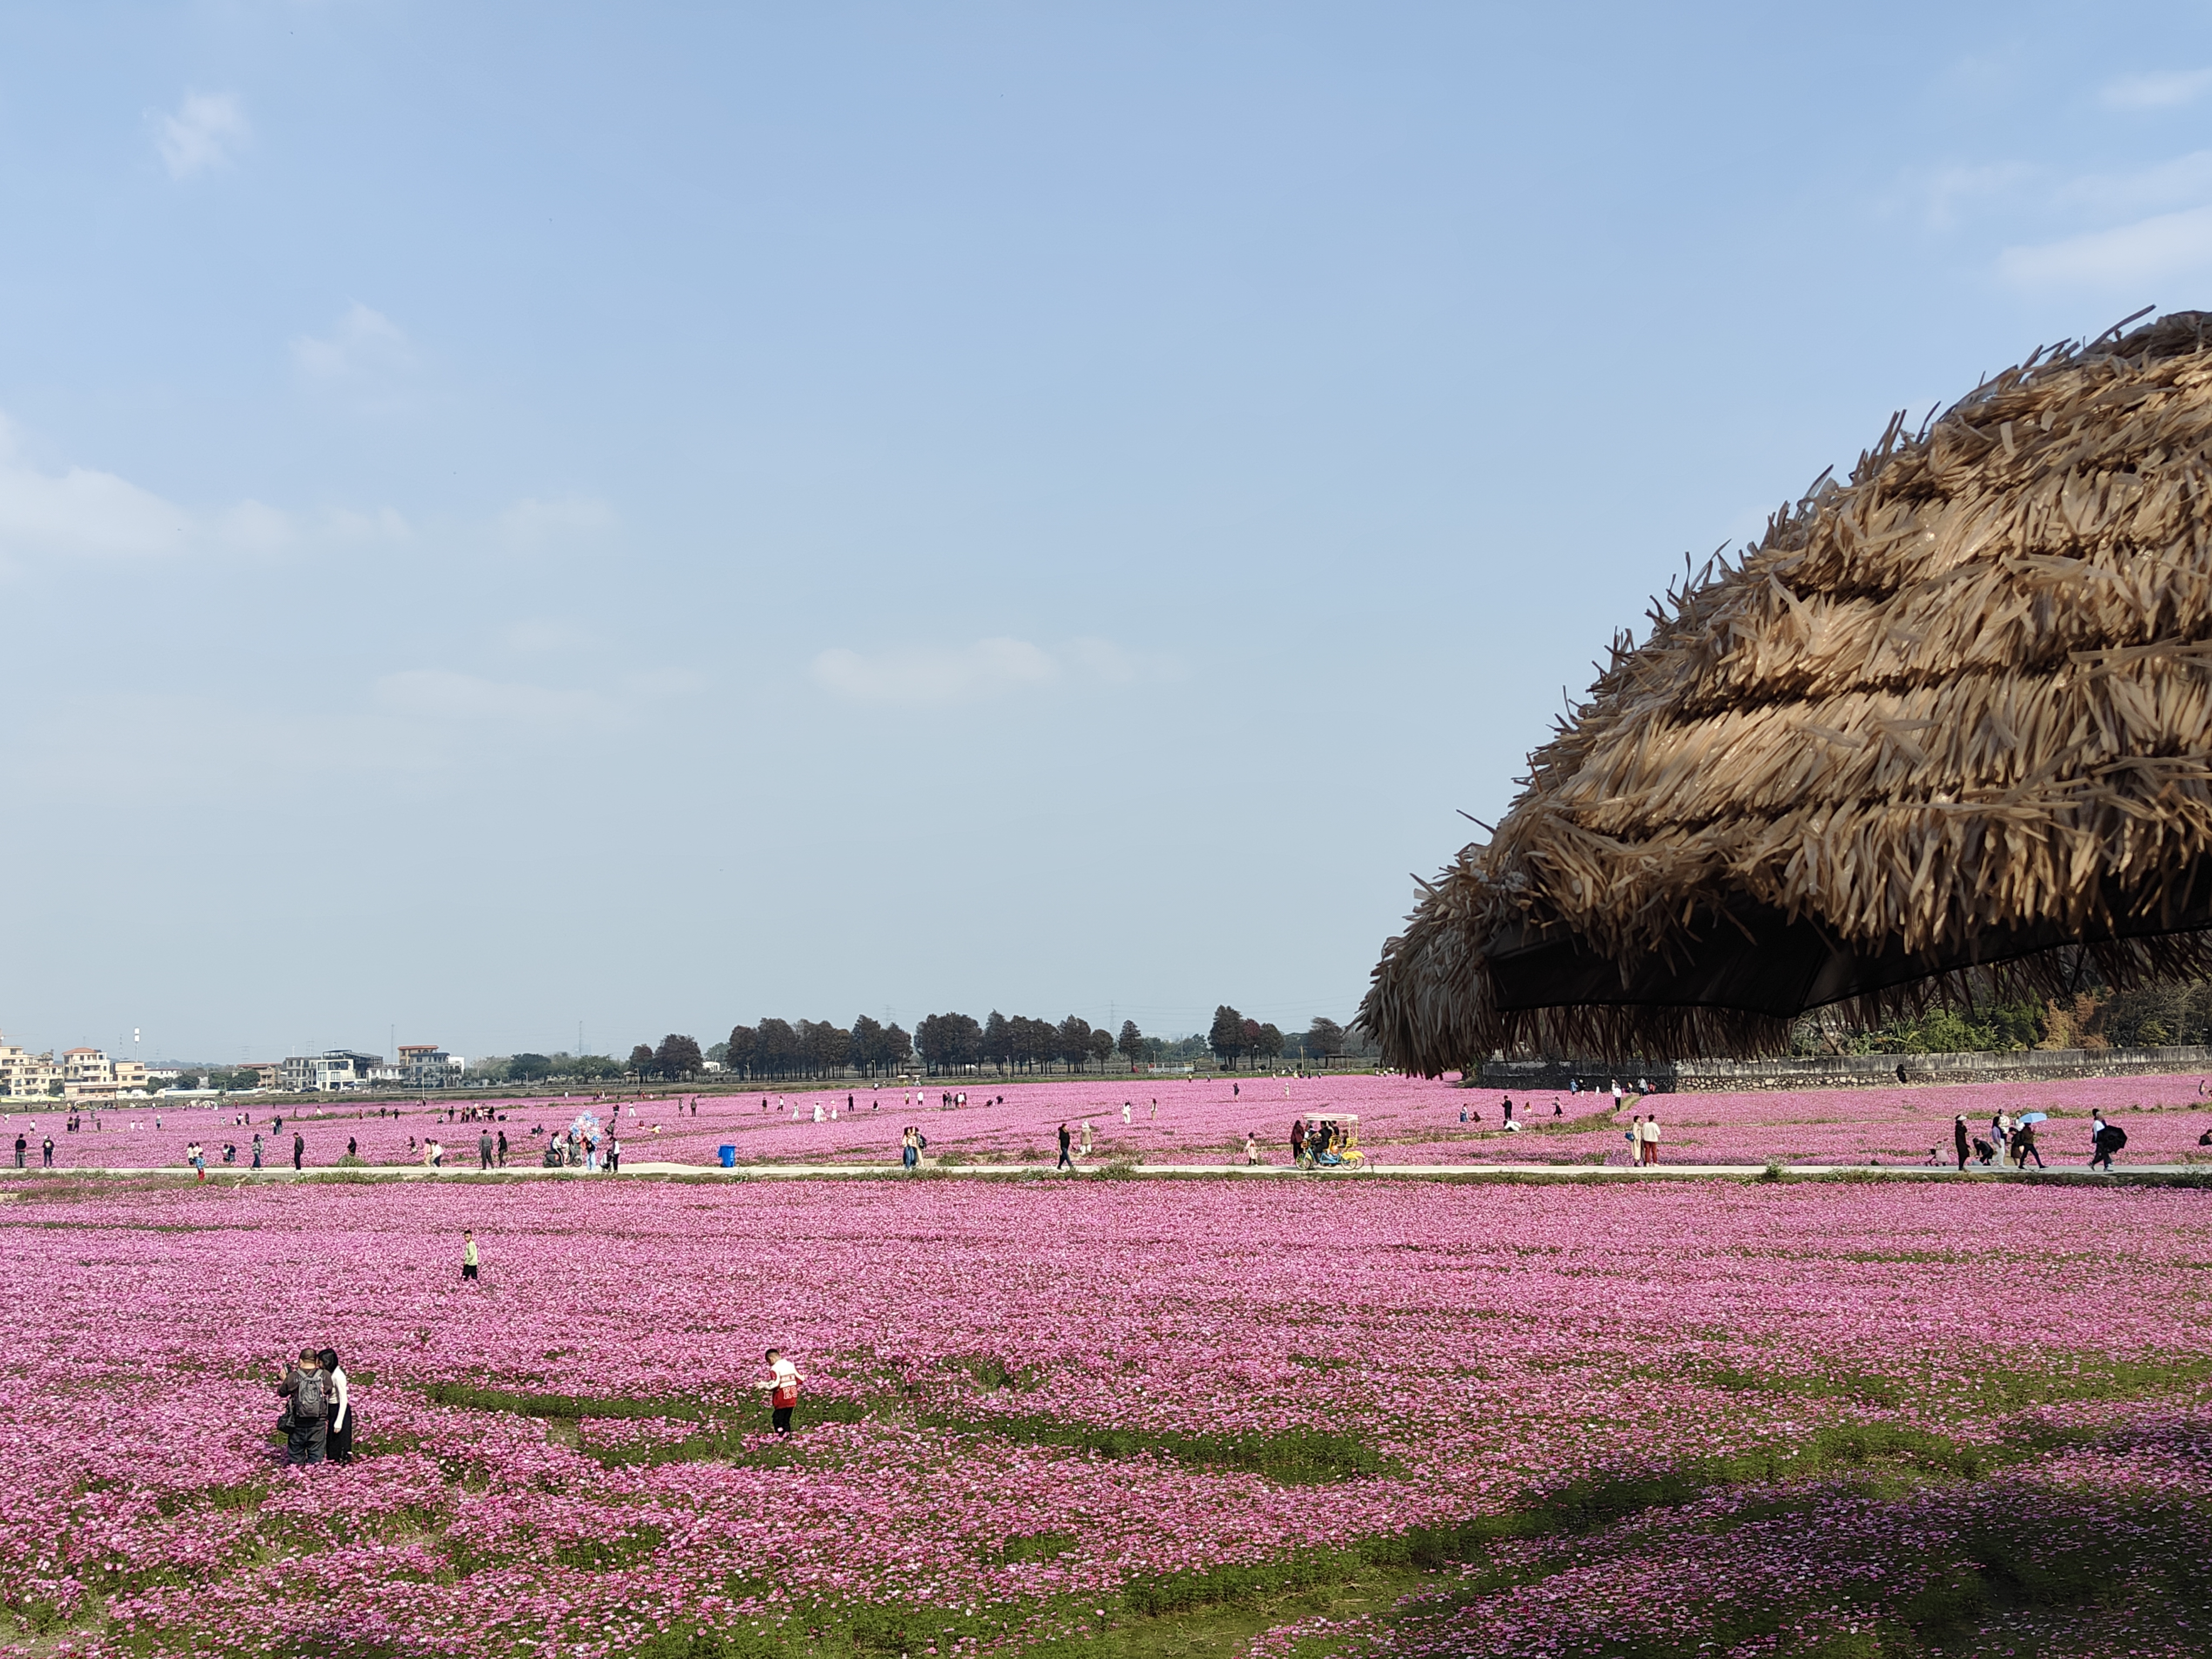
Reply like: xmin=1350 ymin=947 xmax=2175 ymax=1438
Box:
xmin=1056 ymin=1123 xmax=1074 ymax=1170
xmin=1953 ymin=1115 xmax=1971 ymax=1171
xmin=292 ymin=1131 xmax=305 ymax=1171
xmin=2090 ymin=1113 xmax=2126 ymax=1171
xmin=1244 ymin=1131 xmax=1260 ymax=1165
xmin=461 ymin=1230 xmax=480 ymax=1283
xmin=42 ymin=1136 xmax=53 ymax=1168
xmin=2012 ymin=1117 xmax=2044 ymax=1169
xmin=1990 ymin=1112 xmax=2010 ymax=1168
xmin=1640 ymin=1115 xmax=1661 ymax=1165
xmin=1624 ymin=1115 xmax=1640 ymax=1164
xmin=478 ymin=1129 xmax=494 ymax=1170
xmin=900 ymin=1126 xmax=918 ymax=1169
xmin=276 ymin=1348 xmax=329 ymax=1466
xmin=320 ymin=1347 xmax=353 ymax=1464
xmin=497 ymin=1130 xmax=508 ymax=1167
xmin=252 ymin=1133 xmax=263 ymax=1169
xmin=1290 ymin=1117 xmax=1306 ymax=1165
xmin=607 ymin=1135 xmax=621 ymax=1172
xmin=759 ymin=1348 xmax=803 ymax=1434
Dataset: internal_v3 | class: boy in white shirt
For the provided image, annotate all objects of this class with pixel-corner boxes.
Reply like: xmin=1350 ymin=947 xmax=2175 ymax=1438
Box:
xmin=758 ymin=1348 xmax=804 ymax=1434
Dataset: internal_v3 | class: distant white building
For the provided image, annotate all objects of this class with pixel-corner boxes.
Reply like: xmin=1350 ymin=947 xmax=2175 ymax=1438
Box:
xmin=279 ymin=1050 xmax=384 ymax=1091
xmin=0 ymin=1035 xmax=60 ymax=1098
xmin=0 ymin=1040 xmax=146 ymax=1099
xmin=397 ymin=1044 xmax=464 ymax=1088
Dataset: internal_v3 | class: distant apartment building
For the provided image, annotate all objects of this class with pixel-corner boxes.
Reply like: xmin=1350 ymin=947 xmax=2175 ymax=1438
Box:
xmin=397 ymin=1044 xmax=464 ymax=1088
xmin=0 ymin=1040 xmax=145 ymax=1099
xmin=65 ymin=1049 xmax=146 ymax=1096
xmin=278 ymin=1050 xmax=385 ymax=1092
xmin=0 ymin=1036 xmax=62 ymax=1098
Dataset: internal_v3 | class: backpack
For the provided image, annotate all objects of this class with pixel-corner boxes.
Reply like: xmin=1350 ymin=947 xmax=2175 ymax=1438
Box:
xmin=293 ymin=1369 xmax=327 ymax=1421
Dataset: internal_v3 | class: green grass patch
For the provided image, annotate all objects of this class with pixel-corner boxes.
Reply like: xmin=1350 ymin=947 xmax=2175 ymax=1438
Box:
xmin=554 ymin=1522 xmax=669 ymax=1572
xmin=940 ymin=1352 xmax=1044 ymax=1392
xmin=1673 ymin=1346 xmax=2212 ymax=1418
xmin=421 ymin=1382 xmax=707 ymax=1422
xmin=984 ymin=1531 xmax=1076 ymax=1566
xmin=921 ymin=1410 xmax=1395 ymax=1484
xmin=419 ymin=1381 xmax=874 ymax=1468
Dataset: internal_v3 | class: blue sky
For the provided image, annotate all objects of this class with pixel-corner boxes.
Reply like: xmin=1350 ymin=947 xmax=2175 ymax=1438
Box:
xmin=4 ymin=2 xmax=2211 ymax=1062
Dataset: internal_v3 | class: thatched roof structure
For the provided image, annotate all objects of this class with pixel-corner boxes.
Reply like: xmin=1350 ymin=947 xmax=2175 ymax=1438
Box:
xmin=1366 ymin=309 xmax=2212 ymax=1072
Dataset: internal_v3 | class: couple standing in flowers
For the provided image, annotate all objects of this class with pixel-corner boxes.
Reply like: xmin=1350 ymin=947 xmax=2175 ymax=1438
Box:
xmin=274 ymin=1347 xmax=353 ymax=1467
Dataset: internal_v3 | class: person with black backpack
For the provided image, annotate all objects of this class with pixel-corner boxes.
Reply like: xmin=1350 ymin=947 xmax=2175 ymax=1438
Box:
xmin=2090 ymin=1112 xmax=2127 ymax=1171
xmin=276 ymin=1347 xmax=329 ymax=1465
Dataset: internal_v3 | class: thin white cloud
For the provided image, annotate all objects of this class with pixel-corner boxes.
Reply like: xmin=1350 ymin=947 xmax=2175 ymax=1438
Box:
xmin=0 ymin=412 xmax=407 ymax=566
xmin=502 ymin=617 xmax=592 ymax=655
xmin=1906 ymin=161 xmax=2034 ymax=230
xmin=2101 ymin=69 xmax=2212 ymax=110
xmin=2052 ymin=150 xmax=2212 ymax=219
xmin=0 ymin=433 xmax=188 ymax=558
xmin=813 ymin=638 xmax=1057 ymax=706
xmin=154 ymin=92 xmax=249 ymax=178
xmin=497 ymin=495 xmax=618 ymax=550
xmin=1060 ymin=637 xmax=1144 ymax=682
xmin=2000 ymin=203 xmax=2212 ymax=289
xmin=811 ymin=636 xmax=1160 ymax=707
xmin=291 ymin=304 xmax=415 ymax=382
xmin=374 ymin=669 xmax=613 ymax=730
xmin=321 ymin=505 xmax=415 ymax=543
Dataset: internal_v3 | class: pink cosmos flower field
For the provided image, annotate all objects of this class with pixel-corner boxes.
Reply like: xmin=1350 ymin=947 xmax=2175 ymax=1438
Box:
xmin=2 ymin=1173 xmax=2210 ymax=1659
xmin=15 ymin=1068 xmax=2212 ymax=1171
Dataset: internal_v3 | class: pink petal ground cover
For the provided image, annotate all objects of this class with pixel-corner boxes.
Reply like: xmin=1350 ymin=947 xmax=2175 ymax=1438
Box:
xmin=1 ymin=1177 xmax=2209 ymax=1659
xmin=14 ymin=1069 xmax=2212 ymax=1171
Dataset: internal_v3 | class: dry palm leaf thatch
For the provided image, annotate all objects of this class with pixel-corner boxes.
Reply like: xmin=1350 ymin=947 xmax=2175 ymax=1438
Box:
xmin=1365 ymin=308 xmax=2212 ymax=1073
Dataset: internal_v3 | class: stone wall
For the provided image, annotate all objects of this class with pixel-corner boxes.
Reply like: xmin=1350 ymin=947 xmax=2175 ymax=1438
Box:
xmin=1475 ymin=1046 xmax=2212 ymax=1094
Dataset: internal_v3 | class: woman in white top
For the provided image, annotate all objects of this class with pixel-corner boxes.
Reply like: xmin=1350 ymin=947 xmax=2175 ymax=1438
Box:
xmin=319 ymin=1347 xmax=353 ymax=1464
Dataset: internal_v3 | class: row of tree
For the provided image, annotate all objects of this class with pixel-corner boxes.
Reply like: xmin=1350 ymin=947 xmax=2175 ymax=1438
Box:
xmin=172 ymin=1069 xmax=269 ymax=1092
xmin=717 ymin=1018 xmax=914 ymax=1080
xmin=464 ymin=1008 xmax=1365 ymax=1085
xmin=1211 ymin=1008 xmax=1348 ymax=1069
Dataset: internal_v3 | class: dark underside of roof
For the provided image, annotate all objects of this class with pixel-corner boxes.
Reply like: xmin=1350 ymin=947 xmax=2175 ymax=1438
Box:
xmin=1480 ymin=865 xmax=2212 ymax=1057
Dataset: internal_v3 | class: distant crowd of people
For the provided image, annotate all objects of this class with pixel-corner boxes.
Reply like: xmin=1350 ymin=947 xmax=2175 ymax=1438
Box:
xmin=1951 ymin=1109 xmax=2131 ymax=1170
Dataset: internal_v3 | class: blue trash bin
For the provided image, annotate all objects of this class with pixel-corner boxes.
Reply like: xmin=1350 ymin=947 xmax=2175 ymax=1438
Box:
xmin=718 ymin=1145 xmax=737 ymax=1169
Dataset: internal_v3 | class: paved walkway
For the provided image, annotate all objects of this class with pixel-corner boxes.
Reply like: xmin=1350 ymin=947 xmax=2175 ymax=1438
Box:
xmin=3 ymin=1159 xmax=2201 ymax=1182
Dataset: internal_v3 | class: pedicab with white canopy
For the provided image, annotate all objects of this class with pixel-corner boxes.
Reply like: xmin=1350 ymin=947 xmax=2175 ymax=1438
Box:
xmin=1305 ymin=1114 xmax=1363 ymax=1168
